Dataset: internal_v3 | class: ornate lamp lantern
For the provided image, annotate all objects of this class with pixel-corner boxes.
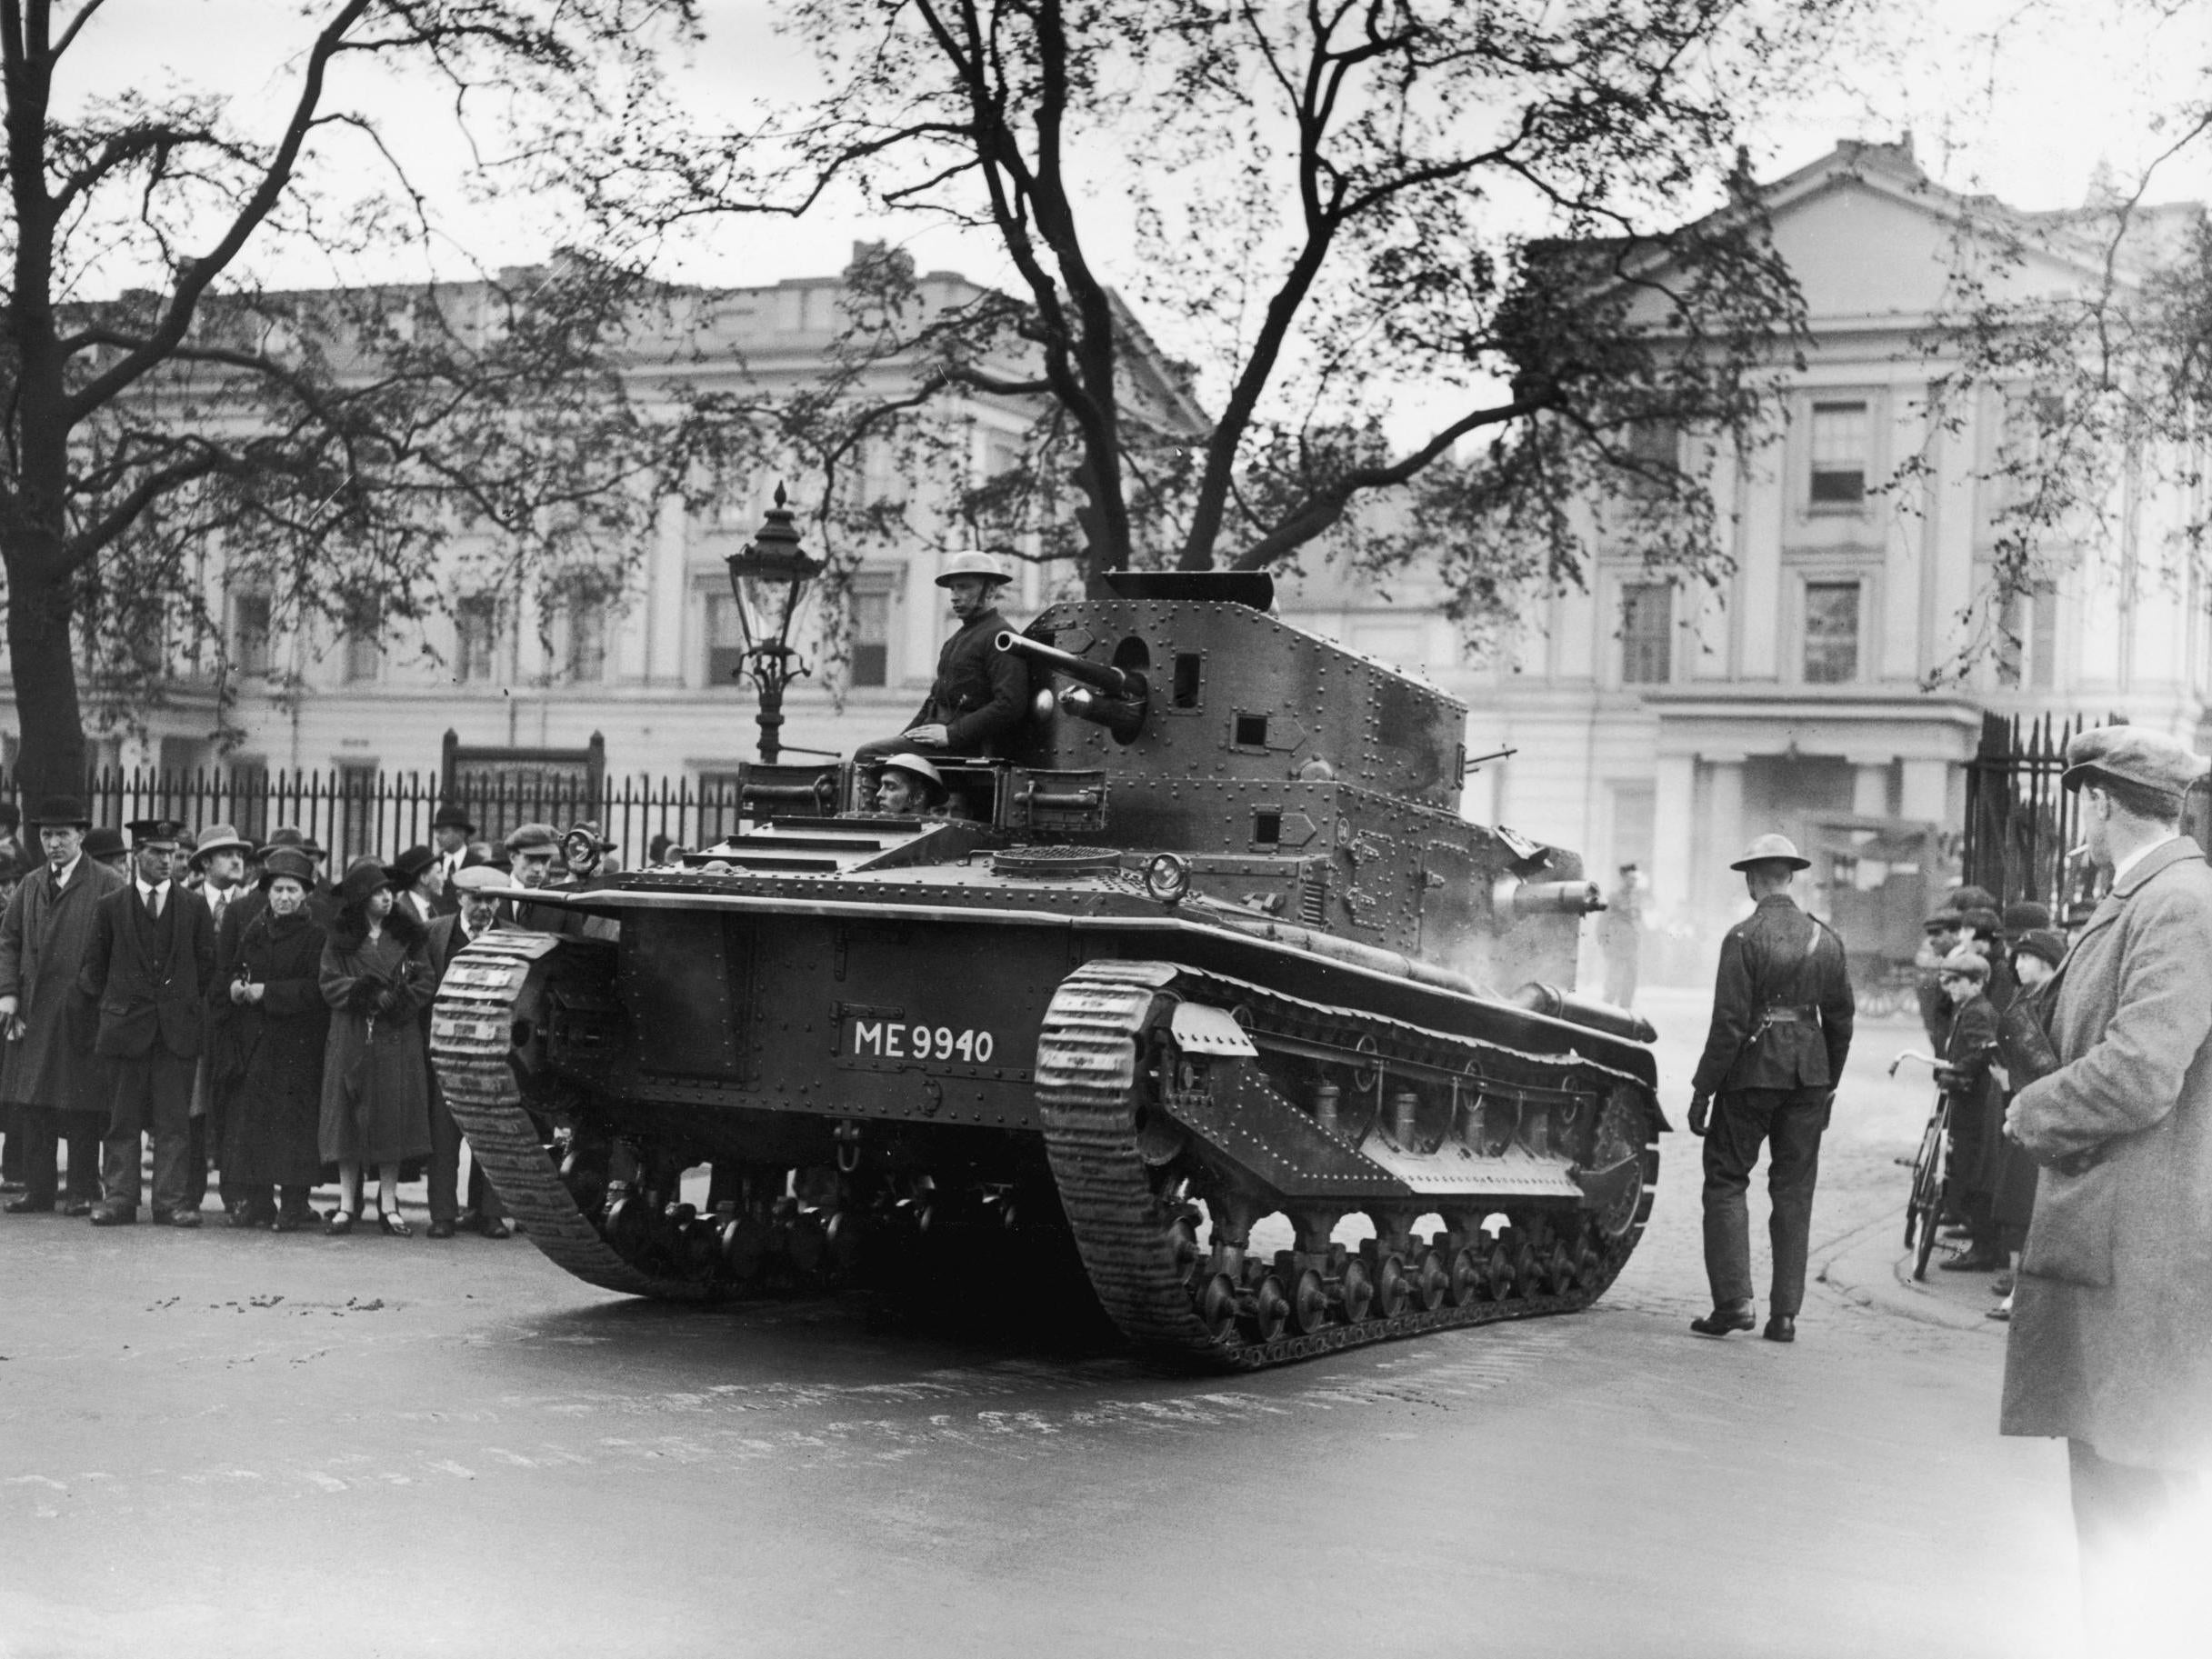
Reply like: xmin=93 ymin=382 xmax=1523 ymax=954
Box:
xmin=723 ymin=483 xmax=825 ymax=764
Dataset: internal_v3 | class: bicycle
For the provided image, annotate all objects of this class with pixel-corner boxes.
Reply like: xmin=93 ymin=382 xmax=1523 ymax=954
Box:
xmin=1890 ymin=1049 xmax=1951 ymax=1280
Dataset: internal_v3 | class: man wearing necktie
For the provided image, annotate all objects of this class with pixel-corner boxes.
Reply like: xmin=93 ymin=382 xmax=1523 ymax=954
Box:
xmin=431 ymin=804 xmax=475 ymax=887
xmin=185 ymin=825 xmax=255 ymax=1216
xmin=80 ymin=819 xmax=215 ymax=1226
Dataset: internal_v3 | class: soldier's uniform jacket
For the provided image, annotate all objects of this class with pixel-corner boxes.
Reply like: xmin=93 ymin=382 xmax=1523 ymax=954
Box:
xmin=1690 ymin=894 xmax=1856 ymax=1095
xmin=910 ymin=608 xmax=1030 ymax=754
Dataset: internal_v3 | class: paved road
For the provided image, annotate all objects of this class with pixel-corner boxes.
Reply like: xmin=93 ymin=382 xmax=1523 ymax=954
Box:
xmin=0 ymin=992 xmax=2077 ymax=1658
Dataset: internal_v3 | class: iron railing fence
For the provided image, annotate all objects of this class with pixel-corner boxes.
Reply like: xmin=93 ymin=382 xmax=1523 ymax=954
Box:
xmin=5 ymin=765 xmax=749 ymax=872
xmin=1962 ymin=711 xmax=2212 ymax=922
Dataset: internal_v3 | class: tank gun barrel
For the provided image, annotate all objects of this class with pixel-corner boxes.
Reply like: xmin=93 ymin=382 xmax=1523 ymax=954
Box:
xmin=996 ymin=631 xmax=1142 ymax=698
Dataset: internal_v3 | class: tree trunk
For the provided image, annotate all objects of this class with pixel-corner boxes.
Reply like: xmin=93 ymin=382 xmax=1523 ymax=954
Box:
xmin=4 ymin=544 xmax=87 ymax=801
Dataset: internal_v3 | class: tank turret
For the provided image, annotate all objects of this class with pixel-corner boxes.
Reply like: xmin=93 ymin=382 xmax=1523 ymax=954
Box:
xmin=431 ymin=570 xmax=1663 ymax=1370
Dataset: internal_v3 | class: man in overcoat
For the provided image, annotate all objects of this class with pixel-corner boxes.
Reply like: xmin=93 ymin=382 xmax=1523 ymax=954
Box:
xmin=1687 ymin=833 xmax=1856 ymax=1344
xmin=185 ymin=823 xmax=254 ymax=1215
xmin=0 ymin=796 xmax=126 ymax=1214
xmin=80 ymin=818 xmax=217 ymax=1225
xmin=855 ymin=550 xmax=1030 ymax=767
xmin=421 ymin=864 xmax=510 ymax=1239
xmin=2000 ymin=725 xmax=2212 ymax=1650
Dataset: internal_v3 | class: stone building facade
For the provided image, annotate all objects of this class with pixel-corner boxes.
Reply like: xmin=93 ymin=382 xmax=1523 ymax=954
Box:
xmin=1276 ymin=139 xmax=2212 ymax=976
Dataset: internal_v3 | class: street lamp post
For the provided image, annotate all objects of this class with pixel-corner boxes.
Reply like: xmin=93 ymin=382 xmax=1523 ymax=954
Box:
xmin=724 ymin=484 xmax=825 ymax=764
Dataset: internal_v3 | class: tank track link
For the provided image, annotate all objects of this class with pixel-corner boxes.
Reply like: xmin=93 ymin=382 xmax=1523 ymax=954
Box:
xmin=429 ymin=935 xmax=715 ymax=1302
xmin=1036 ymin=960 xmax=1653 ymax=1371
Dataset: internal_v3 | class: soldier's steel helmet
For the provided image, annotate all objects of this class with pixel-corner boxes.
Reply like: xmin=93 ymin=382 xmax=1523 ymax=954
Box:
xmin=934 ymin=550 xmax=1013 ymax=588
xmin=881 ymin=753 xmax=946 ymax=803
xmin=1728 ymin=833 xmax=1811 ymax=873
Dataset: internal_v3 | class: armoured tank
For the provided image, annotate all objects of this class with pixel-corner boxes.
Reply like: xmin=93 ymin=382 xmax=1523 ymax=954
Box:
xmin=429 ymin=569 xmax=1667 ymax=1370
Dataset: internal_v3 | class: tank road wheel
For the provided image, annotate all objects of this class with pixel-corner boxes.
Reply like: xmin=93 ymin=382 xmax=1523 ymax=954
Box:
xmin=1483 ymin=1239 xmax=1516 ymax=1301
xmin=1287 ymin=1268 xmax=1331 ymax=1334
xmin=1410 ymin=1248 xmax=1449 ymax=1313
xmin=1248 ymin=1274 xmax=1292 ymax=1342
xmin=1446 ymin=1247 xmax=1483 ymax=1306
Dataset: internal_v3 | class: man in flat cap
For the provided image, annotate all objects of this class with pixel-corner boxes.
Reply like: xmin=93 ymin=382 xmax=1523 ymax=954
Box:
xmin=79 ymin=819 xmax=216 ymax=1225
xmin=0 ymin=795 xmax=126 ymax=1214
xmin=1687 ymin=833 xmax=1856 ymax=1343
xmin=1999 ymin=725 xmax=2212 ymax=1647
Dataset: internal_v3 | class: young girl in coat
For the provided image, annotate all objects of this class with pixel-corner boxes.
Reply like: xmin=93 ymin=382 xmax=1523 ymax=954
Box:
xmin=318 ymin=855 xmax=435 ymax=1235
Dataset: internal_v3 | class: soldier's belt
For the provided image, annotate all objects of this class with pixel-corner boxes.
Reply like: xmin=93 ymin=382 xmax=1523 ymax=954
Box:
xmin=1756 ymin=1005 xmax=1819 ymax=1024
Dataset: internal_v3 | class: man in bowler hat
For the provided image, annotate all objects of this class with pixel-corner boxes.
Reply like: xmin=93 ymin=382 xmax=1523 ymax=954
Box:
xmin=2000 ymin=725 xmax=2212 ymax=1649
xmin=430 ymin=804 xmax=475 ymax=885
xmin=80 ymin=818 xmax=216 ymax=1224
xmin=1687 ymin=833 xmax=1856 ymax=1342
xmin=0 ymin=795 xmax=127 ymax=1214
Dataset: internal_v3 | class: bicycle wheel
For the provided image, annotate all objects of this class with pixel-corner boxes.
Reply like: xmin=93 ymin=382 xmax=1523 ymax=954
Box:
xmin=1902 ymin=1111 xmax=1941 ymax=1248
xmin=1910 ymin=1110 xmax=1949 ymax=1281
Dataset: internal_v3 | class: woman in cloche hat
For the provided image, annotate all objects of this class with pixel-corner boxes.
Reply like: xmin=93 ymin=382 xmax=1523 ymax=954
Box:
xmin=315 ymin=855 xmax=435 ymax=1235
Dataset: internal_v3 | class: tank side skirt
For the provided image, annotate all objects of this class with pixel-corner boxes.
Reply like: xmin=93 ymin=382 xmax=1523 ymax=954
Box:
xmin=1036 ymin=961 xmax=1659 ymax=1371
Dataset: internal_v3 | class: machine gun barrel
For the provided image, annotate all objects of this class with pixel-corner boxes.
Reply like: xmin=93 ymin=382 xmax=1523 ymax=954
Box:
xmin=996 ymin=631 xmax=1142 ymax=699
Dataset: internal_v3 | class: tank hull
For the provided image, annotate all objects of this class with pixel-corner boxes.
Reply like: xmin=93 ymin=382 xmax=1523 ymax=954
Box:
xmin=431 ymin=885 xmax=1661 ymax=1367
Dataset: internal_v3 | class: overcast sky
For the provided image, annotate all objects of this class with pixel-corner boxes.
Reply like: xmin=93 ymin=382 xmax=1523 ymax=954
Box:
xmin=66 ymin=0 xmax=2212 ymax=302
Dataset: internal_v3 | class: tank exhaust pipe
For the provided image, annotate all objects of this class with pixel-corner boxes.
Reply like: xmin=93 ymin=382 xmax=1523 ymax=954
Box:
xmin=1509 ymin=983 xmax=1657 ymax=1044
xmin=998 ymin=631 xmax=1149 ymax=739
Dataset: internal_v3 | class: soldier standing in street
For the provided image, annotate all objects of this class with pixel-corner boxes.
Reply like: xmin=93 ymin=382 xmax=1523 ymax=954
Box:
xmin=1687 ymin=834 xmax=1857 ymax=1343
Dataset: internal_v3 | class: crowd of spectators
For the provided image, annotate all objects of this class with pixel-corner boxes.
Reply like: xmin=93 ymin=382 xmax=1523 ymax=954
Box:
xmin=1912 ymin=886 xmax=2071 ymax=1319
xmin=0 ymin=798 xmax=621 ymax=1237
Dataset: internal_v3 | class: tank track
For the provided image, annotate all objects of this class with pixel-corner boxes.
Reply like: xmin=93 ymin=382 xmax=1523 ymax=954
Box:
xmin=429 ymin=935 xmax=715 ymax=1302
xmin=1036 ymin=960 xmax=1656 ymax=1371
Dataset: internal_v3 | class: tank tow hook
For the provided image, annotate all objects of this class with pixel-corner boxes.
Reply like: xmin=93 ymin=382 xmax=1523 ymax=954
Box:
xmin=834 ymin=1119 xmax=863 ymax=1174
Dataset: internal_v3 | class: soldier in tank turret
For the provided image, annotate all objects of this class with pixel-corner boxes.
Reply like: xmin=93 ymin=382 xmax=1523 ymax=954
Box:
xmin=872 ymin=754 xmax=948 ymax=817
xmin=855 ymin=551 xmax=1030 ymax=768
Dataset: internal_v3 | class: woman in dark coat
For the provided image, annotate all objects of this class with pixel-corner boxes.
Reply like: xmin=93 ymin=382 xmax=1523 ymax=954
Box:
xmin=218 ymin=848 xmax=331 ymax=1230
xmin=318 ymin=855 xmax=434 ymax=1235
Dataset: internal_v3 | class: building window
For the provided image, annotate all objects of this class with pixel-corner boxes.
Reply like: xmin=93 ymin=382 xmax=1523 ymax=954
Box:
xmin=455 ymin=594 xmax=499 ymax=684
xmin=851 ymin=588 xmax=890 ymax=687
xmin=233 ymin=591 xmax=273 ymax=677
xmin=1997 ymin=585 xmax=2057 ymax=692
xmin=1620 ymin=583 xmax=1672 ymax=684
xmin=1809 ymin=401 xmax=1869 ymax=505
xmin=342 ymin=605 xmax=381 ymax=684
xmin=1804 ymin=580 xmax=1861 ymax=683
xmin=704 ymin=591 xmax=746 ymax=686
xmin=1623 ymin=420 xmax=1678 ymax=494
xmin=558 ymin=580 xmax=608 ymax=685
